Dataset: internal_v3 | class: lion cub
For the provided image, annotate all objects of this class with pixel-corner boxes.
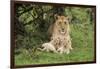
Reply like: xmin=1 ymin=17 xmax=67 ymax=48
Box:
xmin=38 ymin=39 xmax=58 ymax=53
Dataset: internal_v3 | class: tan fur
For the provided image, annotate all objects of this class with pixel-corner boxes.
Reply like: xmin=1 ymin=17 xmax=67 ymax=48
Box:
xmin=50 ymin=15 xmax=73 ymax=54
xmin=58 ymin=35 xmax=72 ymax=54
xmin=42 ymin=15 xmax=73 ymax=54
xmin=51 ymin=15 xmax=70 ymax=40
xmin=38 ymin=41 xmax=57 ymax=53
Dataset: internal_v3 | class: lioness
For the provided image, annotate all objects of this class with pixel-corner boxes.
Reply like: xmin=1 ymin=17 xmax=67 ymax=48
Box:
xmin=50 ymin=15 xmax=70 ymax=40
xmin=49 ymin=15 xmax=72 ymax=54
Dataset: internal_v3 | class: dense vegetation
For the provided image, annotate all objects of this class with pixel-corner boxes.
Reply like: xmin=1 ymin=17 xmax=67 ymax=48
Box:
xmin=14 ymin=3 xmax=95 ymax=65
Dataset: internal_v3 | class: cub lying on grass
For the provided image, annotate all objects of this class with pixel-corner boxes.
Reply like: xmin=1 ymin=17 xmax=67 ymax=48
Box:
xmin=38 ymin=41 xmax=57 ymax=53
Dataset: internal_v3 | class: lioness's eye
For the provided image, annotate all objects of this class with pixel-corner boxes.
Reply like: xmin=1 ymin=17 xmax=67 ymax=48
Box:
xmin=64 ymin=22 xmax=66 ymax=24
xmin=59 ymin=22 xmax=61 ymax=24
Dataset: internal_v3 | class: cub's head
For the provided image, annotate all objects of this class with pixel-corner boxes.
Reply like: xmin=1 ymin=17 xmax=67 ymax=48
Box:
xmin=55 ymin=15 xmax=70 ymax=35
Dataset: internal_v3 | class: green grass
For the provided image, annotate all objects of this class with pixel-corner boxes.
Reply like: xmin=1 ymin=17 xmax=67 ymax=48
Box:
xmin=15 ymin=24 xmax=95 ymax=65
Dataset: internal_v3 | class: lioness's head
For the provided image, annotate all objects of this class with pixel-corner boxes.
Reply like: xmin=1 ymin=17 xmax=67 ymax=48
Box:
xmin=55 ymin=15 xmax=70 ymax=35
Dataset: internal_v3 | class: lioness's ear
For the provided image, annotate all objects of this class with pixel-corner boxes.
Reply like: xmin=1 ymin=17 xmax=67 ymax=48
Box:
xmin=54 ymin=14 xmax=60 ymax=19
xmin=66 ymin=16 xmax=72 ymax=23
xmin=66 ymin=16 xmax=70 ymax=20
